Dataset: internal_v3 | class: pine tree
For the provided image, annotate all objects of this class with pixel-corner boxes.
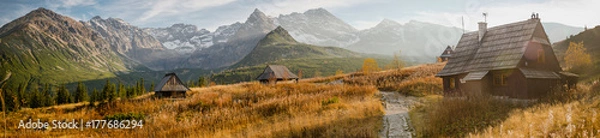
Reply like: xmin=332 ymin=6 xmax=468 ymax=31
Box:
xmin=43 ymin=84 xmax=55 ymax=106
xmin=139 ymin=78 xmax=145 ymax=95
xmin=41 ymin=84 xmax=49 ymax=107
xmin=118 ymin=82 xmax=125 ymax=99
xmin=126 ymin=86 xmax=133 ymax=98
xmin=90 ymin=88 xmax=99 ymax=105
xmin=74 ymin=82 xmax=88 ymax=103
xmin=198 ymin=77 xmax=206 ymax=87
xmin=134 ymin=81 xmax=140 ymax=96
xmin=29 ymin=84 xmax=42 ymax=108
xmin=56 ymin=85 xmax=71 ymax=105
xmin=102 ymin=80 xmax=117 ymax=102
xmin=150 ymin=82 xmax=155 ymax=92
xmin=107 ymin=83 xmax=116 ymax=102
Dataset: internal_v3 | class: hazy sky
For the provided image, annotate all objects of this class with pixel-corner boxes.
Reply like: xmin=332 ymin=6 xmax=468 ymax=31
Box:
xmin=0 ymin=0 xmax=598 ymax=31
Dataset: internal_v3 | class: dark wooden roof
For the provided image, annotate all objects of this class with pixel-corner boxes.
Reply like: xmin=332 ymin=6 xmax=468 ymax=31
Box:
xmin=440 ymin=45 xmax=453 ymax=58
xmin=155 ymin=73 xmax=190 ymax=92
xmin=437 ymin=19 xmax=543 ymax=76
xmin=463 ymin=71 xmax=489 ymax=81
xmin=519 ymin=68 xmax=560 ymax=79
xmin=256 ymin=65 xmax=299 ymax=80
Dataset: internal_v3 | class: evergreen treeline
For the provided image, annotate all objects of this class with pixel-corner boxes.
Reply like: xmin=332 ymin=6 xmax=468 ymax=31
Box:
xmin=1 ymin=78 xmax=149 ymax=112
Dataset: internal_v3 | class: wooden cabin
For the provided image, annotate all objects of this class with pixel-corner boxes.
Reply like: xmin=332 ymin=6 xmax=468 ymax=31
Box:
xmin=438 ymin=45 xmax=454 ymax=62
xmin=154 ymin=73 xmax=190 ymax=98
xmin=256 ymin=65 xmax=299 ymax=84
xmin=436 ymin=15 xmax=578 ymax=99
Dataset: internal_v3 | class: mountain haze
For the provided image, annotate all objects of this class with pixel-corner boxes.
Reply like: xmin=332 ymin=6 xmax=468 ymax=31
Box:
xmin=274 ymin=8 xmax=359 ymax=47
xmin=235 ymin=26 xmax=360 ymax=67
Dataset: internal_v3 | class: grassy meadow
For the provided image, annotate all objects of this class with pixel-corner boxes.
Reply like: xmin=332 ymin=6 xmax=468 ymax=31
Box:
xmin=2 ymin=82 xmax=383 ymax=137
xmin=1 ymin=62 xmax=445 ymax=137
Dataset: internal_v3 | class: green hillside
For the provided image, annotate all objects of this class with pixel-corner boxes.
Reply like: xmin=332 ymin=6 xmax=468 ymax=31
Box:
xmin=234 ymin=26 xmax=362 ymax=68
xmin=0 ymin=8 xmax=128 ymax=90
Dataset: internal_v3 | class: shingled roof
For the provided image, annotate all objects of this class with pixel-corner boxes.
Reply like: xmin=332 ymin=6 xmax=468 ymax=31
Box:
xmin=440 ymin=45 xmax=453 ymax=58
xmin=155 ymin=73 xmax=190 ymax=92
xmin=256 ymin=65 xmax=299 ymax=80
xmin=437 ymin=18 xmax=546 ymax=76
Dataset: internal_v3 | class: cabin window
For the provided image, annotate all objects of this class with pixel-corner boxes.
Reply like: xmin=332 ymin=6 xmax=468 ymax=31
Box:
xmin=537 ymin=49 xmax=545 ymax=63
xmin=449 ymin=78 xmax=455 ymax=89
xmin=493 ymin=73 xmax=508 ymax=86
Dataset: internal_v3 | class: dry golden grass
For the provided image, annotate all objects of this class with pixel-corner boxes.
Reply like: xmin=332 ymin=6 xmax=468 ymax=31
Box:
xmin=0 ymin=63 xmax=452 ymax=137
xmin=1 ymin=82 xmax=383 ymax=137
xmin=343 ymin=63 xmax=444 ymax=96
xmin=469 ymin=84 xmax=600 ymax=138
xmin=410 ymin=82 xmax=600 ymax=138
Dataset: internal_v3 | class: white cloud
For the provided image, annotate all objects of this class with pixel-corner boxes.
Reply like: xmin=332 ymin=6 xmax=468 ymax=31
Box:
xmin=137 ymin=0 xmax=236 ymax=22
xmin=406 ymin=0 xmax=600 ymax=31
xmin=253 ymin=0 xmax=375 ymax=17
xmin=61 ymin=0 xmax=96 ymax=7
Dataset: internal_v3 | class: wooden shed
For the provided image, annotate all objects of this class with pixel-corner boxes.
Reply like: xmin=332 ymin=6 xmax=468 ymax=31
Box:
xmin=438 ymin=45 xmax=454 ymax=62
xmin=256 ymin=65 xmax=299 ymax=84
xmin=154 ymin=73 xmax=190 ymax=98
xmin=436 ymin=15 xmax=578 ymax=99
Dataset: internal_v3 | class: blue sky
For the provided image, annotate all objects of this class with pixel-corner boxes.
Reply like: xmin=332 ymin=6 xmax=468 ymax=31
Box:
xmin=1 ymin=0 xmax=598 ymax=31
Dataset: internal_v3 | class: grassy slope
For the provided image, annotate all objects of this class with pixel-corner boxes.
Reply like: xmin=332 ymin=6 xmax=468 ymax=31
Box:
xmin=410 ymin=77 xmax=600 ymax=137
xmin=0 ymin=28 xmax=123 ymax=90
xmin=4 ymin=82 xmax=383 ymax=137
xmin=553 ymin=25 xmax=600 ymax=81
xmin=2 ymin=63 xmax=449 ymax=137
xmin=470 ymin=84 xmax=600 ymax=137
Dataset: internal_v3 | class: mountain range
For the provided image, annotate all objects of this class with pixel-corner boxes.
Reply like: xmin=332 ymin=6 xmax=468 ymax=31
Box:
xmin=0 ymin=7 xmax=586 ymax=90
xmin=144 ymin=8 xmax=582 ymax=63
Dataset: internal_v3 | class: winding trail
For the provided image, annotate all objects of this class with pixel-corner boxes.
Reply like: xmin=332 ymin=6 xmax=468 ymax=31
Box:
xmin=379 ymin=91 xmax=418 ymax=138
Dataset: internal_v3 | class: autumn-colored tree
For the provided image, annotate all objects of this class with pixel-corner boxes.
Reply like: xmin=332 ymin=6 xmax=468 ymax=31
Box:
xmin=297 ymin=69 xmax=303 ymax=79
xmin=564 ymin=41 xmax=592 ymax=73
xmin=335 ymin=69 xmax=344 ymax=76
xmin=391 ymin=51 xmax=405 ymax=69
xmin=314 ymin=71 xmax=322 ymax=78
xmin=362 ymin=58 xmax=380 ymax=74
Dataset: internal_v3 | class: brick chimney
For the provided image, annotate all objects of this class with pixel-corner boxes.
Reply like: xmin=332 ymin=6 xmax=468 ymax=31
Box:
xmin=478 ymin=22 xmax=487 ymax=42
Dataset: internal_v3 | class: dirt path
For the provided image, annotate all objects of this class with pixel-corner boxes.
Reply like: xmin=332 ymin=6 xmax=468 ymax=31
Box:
xmin=379 ymin=91 xmax=418 ymax=138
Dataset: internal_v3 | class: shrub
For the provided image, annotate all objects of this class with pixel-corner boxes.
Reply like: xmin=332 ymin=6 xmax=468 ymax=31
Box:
xmin=322 ymin=97 xmax=340 ymax=106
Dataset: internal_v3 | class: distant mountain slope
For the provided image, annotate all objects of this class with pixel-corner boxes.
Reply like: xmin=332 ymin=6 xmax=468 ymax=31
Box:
xmin=143 ymin=23 xmax=242 ymax=54
xmin=0 ymin=8 xmax=129 ymax=89
xmin=274 ymin=8 xmax=359 ymax=47
xmin=348 ymin=19 xmax=463 ymax=61
xmin=211 ymin=26 xmax=390 ymax=84
xmin=183 ymin=9 xmax=277 ymax=69
xmin=235 ymin=26 xmax=360 ymax=67
xmin=83 ymin=16 xmax=183 ymax=71
xmin=542 ymin=22 xmax=583 ymax=43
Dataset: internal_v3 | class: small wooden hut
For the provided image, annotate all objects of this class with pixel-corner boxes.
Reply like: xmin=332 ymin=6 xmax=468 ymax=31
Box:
xmin=438 ymin=45 xmax=454 ymax=62
xmin=154 ymin=73 xmax=190 ymax=98
xmin=256 ymin=65 xmax=299 ymax=84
